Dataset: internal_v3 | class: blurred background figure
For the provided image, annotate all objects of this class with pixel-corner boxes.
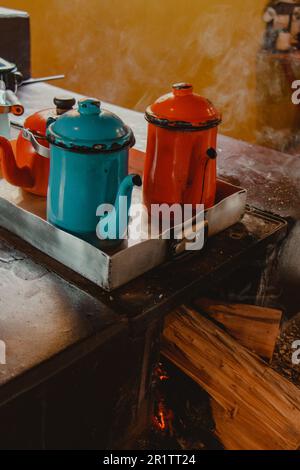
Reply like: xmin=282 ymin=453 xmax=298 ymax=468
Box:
xmin=263 ymin=1 xmax=300 ymax=52
xmin=257 ymin=1 xmax=300 ymax=153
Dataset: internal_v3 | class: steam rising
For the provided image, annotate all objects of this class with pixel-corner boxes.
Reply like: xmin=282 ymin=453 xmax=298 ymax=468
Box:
xmin=202 ymin=4 xmax=263 ymax=140
xmin=2 ymin=0 xmax=264 ymax=142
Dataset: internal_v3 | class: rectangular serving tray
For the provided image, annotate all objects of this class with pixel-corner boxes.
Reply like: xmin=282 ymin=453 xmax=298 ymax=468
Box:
xmin=0 ymin=175 xmax=247 ymax=291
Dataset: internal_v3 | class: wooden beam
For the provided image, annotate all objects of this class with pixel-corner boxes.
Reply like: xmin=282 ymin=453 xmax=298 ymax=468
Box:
xmin=162 ymin=306 xmax=300 ymax=450
xmin=194 ymin=298 xmax=282 ymax=361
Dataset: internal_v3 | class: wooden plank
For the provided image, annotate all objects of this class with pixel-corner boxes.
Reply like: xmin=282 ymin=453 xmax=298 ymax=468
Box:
xmin=162 ymin=306 xmax=300 ymax=450
xmin=194 ymin=298 xmax=282 ymax=361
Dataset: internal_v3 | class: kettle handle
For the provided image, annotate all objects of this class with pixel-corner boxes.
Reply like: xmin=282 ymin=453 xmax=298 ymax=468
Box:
xmin=21 ymin=128 xmax=50 ymax=159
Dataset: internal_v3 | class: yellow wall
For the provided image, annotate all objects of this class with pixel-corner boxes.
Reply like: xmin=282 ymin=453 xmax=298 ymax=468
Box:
xmin=2 ymin=0 xmax=264 ymax=142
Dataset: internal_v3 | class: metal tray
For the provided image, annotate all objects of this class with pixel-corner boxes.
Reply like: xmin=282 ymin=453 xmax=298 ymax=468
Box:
xmin=0 ymin=178 xmax=247 ymax=291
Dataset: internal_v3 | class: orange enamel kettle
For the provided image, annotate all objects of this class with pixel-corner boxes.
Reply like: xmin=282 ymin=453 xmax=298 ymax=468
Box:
xmin=0 ymin=96 xmax=75 ymax=196
xmin=143 ymin=83 xmax=221 ymax=212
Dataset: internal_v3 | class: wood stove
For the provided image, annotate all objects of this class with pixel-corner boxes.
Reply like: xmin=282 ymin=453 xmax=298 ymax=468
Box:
xmin=0 ymin=84 xmax=289 ymax=450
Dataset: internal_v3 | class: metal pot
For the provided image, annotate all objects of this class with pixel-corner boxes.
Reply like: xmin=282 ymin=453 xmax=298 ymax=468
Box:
xmin=143 ymin=83 xmax=221 ymax=213
xmin=0 ymin=96 xmax=75 ymax=196
xmin=45 ymin=98 xmax=140 ymax=240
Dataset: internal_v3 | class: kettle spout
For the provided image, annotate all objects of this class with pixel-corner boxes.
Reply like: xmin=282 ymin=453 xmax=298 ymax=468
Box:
xmin=97 ymin=174 xmax=142 ymax=242
xmin=0 ymin=136 xmax=34 ymax=188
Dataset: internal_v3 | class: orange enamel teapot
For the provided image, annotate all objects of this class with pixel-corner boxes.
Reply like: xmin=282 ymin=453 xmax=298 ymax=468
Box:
xmin=0 ymin=96 xmax=75 ymax=196
xmin=143 ymin=83 xmax=221 ymax=212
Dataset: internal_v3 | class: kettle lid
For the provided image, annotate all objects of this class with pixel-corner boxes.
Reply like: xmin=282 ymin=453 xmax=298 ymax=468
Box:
xmin=47 ymin=98 xmax=135 ymax=153
xmin=145 ymin=83 xmax=221 ymax=131
xmin=24 ymin=95 xmax=76 ymax=138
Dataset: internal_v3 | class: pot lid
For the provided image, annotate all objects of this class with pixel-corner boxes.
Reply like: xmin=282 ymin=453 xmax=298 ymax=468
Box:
xmin=145 ymin=83 xmax=221 ymax=130
xmin=47 ymin=98 xmax=135 ymax=153
xmin=25 ymin=96 xmax=76 ymax=139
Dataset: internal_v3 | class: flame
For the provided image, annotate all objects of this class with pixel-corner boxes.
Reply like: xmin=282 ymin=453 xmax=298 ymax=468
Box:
xmin=152 ymin=363 xmax=174 ymax=435
xmin=153 ymin=401 xmax=168 ymax=430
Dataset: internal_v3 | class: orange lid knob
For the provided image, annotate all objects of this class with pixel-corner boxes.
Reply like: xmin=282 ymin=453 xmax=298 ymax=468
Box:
xmin=172 ymin=83 xmax=193 ymax=96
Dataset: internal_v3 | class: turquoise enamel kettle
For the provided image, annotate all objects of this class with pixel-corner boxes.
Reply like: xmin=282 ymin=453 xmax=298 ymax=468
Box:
xmin=46 ymin=98 xmax=140 ymax=242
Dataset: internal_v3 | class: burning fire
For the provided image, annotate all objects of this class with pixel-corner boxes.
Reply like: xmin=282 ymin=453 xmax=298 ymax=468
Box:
xmin=152 ymin=363 xmax=174 ymax=435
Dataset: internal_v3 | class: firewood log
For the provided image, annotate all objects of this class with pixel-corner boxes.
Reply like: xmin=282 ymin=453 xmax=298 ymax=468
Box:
xmin=194 ymin=298 xmax=282 ymax=362
xmin=193 ymin=298 xmax=283 ymax=449
xmin=162 ymin=306 xmax=300 ymax=450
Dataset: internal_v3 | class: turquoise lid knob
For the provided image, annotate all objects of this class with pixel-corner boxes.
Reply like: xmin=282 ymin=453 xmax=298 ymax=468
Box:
xmin=78 ymin=98 xmax=101 ymax=116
